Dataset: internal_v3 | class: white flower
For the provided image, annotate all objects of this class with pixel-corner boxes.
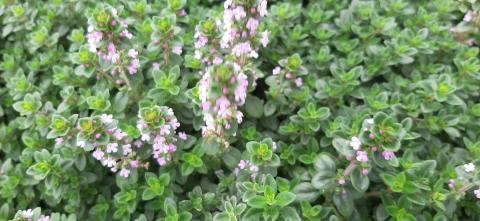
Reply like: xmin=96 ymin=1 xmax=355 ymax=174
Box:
xmin=77 ymin=140 xmax=86 ymax=148
xmin=20 ymin=209 xmax=33 ymax=218
xmin=474 ymin=188 xmax=480 ymax=199
xmin=464 ymin=163 xmax=476 ymax=172
xmin=172 ymin=46 xmax=183 ymax=55
xmin=101 ymin=114 xmax=113 ymax=124
xmin=141 ymin=133 xmax=151 ymax=142
xmin=128 ymin=49 xmax=138 ymax=58
xmin=349 ymin=136 xmax=361 ymax=150
xmin=366 ymin=118 xmax=374 ymax=124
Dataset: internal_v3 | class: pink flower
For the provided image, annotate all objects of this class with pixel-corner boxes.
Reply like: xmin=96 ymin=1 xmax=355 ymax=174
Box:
xmin=152 ymin=62 xmax=160 ymax=70
xmin=157 ymin=157 xmax=167 ymax=166
xmin=356 ymin=150 xmax=368 ymax=162
xmin=338 ymin=178 xmax=346 ymax=185
xmin=106 ymin=143 xmax=118 ymax=153
xmin=232 ymin=42 xmax=252 ymax=57
xmin=128 ymin=49 xmax=138 ymax=58
xmin=232 ymin=6 xmax=246 ymax=20
xmin=55 ymin=138 xmax=64 ymax=145
xmin=213 ymin=57 xmax=223 ymax=65
xmin=237 ymin=111 xmax=244 ymax=124
xmin=179 ymin=132 xmax=187 ymax=140
xmin=261 ymin=31 xmax=269 ymax=47
xmin=107 ymin=42 xmax=120 ymax=63
xmin=195 ymin=35 xmax=208 ymax=48
xmin=382 ymin=150 xmax=395 ymax=160
xmin=38 ymin=215 xmax=50 ymax=221
xmin=128 ymin=59 xmax=140 ymax=74
xmin=114 ymin=129 xmax=127 ymax=140
xmin=134 ymin=140 xmax=143 ymax=148
xmin=105 ymin=157 xmax=116 ymax=167
xmin=130 ymin=160 xmax=140 ymax=168
xmin=123 ymin=144 xmax=132 ymax=155
xmin=234 ymin=73 xmax=248 ymax=104
xmin=362 ymin=168 xmax=369 ymax=175
xmin=238 ymin=160 xmax=248 ymax=169
xmin=121 ymin=29 xmax=133 ymax=39
xmin=224 ymin=0 xmax=233 ymax=9
xmin=119 ymin=168 xmax=130 ymax=177
xmin=172 ymin=46 xmax=183 ymax=55
xmin=246 ymin=18 xmax=259 ymax=35
xmin=464 ymin=11 xmax=473 ymax=22
xmin=101 ymin=114 xmax=113 ymax=124
xmin=250 ymin=165 xmax=259 ymax=174
xmin=202 ymin=101 xmax=211 ymax=111
xmin=258 ymin=0 xmax=268 ymax=17
xmin=92 ymin=149 xmax=104 ymax=160
xmin=216 ymin=96 xmax=232 ymax=119
xmin=295 ymin=78 xmax=303 ymax=87
xmin=448 ymin=179 xmax=456 ymax=189
xmin=474 ymin=188 xmax=480 ymax=199
xmin=369 ymin=133 xmax=375 ymax=139
xmin=87 ymin=31 xmax=103 ymax=53
xmin=272 ymin=66 xmax=281 ymax=75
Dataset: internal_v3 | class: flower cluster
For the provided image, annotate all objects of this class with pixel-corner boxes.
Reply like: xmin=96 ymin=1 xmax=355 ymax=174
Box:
xmin=265 ymin=54 xmax=308 ymax=106
xmin=451 ymin=10 xmax=478 ymax=46
xmin=194 ymin=0 xmax=269 ymax=146
xmin=76 ymin=114 xmax=146 ymax=177
xmin=271 ymin=63 xmax=305 ymax=89
xmin=234 ymin=159 xmax=259 ymax=180
xmin=13 ymin=209 xmax=49 ymax=221
xmin=337 ymin=117 xmax=398 ymax=187
xmin=137 ymin=105 xmax=184 ymax=166
xmin=453 ymin=162 xmax=480 ymax=199
xmin=86 ymin=6 xmax=140 ymax=85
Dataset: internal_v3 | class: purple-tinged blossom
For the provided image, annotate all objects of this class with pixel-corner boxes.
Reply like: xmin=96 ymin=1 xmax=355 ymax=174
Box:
xmin=101 ymin=114 xmax=113 ymax=124
xmin=179 ymin=132 xmax=187 ymax=140
xmin=232 ymin=42 xmax=252 ymax=57
xmin=119 ymin=168 xmax=130 ymax=177
xmin=356 ymin=150 xmax=368 ymax=162
xmin=273 ymin=66 xmax=281 ymax=75
xmin=172 ymin=46 xmax=183 ymax=55
xmin=295 ymin=78 xmax=303 ymax=87
xmin=258 ymin=0 xmax=268 ymax=17
xmin=121 ymin=29 xmax=133 ymax=39
xmin=106 ymin=143 xmax=118 ymax=153
xmin=128 ymin=49 xmax=138 ymax=58
xmin=128 ymin=59 xmax=140 ymax=75
xmin=464 ymin=11 xmax=473 ymax=22
xmin=246 ymin=18 xmax=259 ymax=35
xmin=382 ymin=150 xmax=395 ymax=160
xmin=474 ymin=188 xmax=480 ymax=199
xmin=261 ymin=31 xmax=269 ymax=47
xmin=93 ymin=149 xmax=105 ymax=160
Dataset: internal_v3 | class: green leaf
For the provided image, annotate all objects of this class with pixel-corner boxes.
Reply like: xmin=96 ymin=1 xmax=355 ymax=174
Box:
xmin=247 ymin=196 xmax=267 ymax=209
xmin=275 ymin=192 xmax=296 ymax=207
xmin=292 ymin=182 xmax=320 ymax=202
xmin=142 ymin=189 xmax=157 ymax=201
xmin=311 ymin=171 xmax=336 ymax=192
xmin=314 ymin=153 xmax=336 ymax=171
xmin=350 ymin=167 xmax=369 ymax=192
xmin=245 ymin=96 xmax=264 ymax=118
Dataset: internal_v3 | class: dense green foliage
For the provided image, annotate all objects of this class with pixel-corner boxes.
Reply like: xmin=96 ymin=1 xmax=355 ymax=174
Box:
xmin=1 ymin=0 xmax=480 ymax=220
